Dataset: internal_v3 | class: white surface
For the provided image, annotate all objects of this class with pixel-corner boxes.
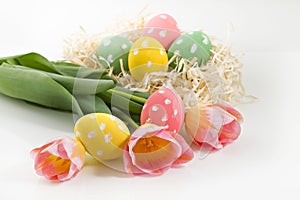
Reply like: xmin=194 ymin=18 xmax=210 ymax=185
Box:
xmin=1 ymin=0 xmax=300 ymax=199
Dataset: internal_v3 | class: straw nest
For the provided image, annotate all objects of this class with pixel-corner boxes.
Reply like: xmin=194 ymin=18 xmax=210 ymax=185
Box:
xmin=63 ymin=12 xmax=256 ymax=110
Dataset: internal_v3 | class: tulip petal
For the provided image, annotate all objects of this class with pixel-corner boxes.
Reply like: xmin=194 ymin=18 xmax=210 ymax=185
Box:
xmin=216 ymin=103 xmax=243 ymax=123
xmin=172 ymin=134 xmax=194 ymax=165
xmin=57 ymin=143 xmax=69 ymax=160
xmin=132 ymin=145 xmax=179 ymax=174
xmin=43 ymin=138 xmax=62 ymax=157
xmin=61 ymin=137 xmax=86 ymax=170
xmin=144 ymin=166 xmax=171 ymax=175
xmin=130 ymin=132 xmax=182 ymax=174
xmin=185 ymin=104 xmax=211 ymax=139
xmin=57 ymin=162 xmax=79 ymax=182
xmin=30 ymin=141 xmax=55 ymax=160
xmin=124 ymin=123 xmax=193 ymax=176
xmin=123 ymin=144 xmax=145 ymax=175
xmin=130 ymin=124 xmax=168 ymax=142
xmin=196 ymin=105 xmax=224 ymax=148
xmin=33 ymin=151 xmax=49 ymax=168
xmin=128 ymin=124 xmax=166 ymax=169
xmin=60 ymin=137 xmax=76 ymax=158
xmin=45 ymin=137 xmax=73 ymax=159
xmin=219 ymin=119 xmax=241 ymax=144
xmin=127 ymin=124 xmax=170 ymax=167
xmin=41 ymin=156 xmax=71 ymax=178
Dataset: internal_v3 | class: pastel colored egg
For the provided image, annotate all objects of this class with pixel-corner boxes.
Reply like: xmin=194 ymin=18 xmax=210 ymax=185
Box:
xmin=128 ymin=37 xmax=168 ymax=82
xmin=74 ymin=113 xmax=130 ymax=161
xmin=140 ymin=88 xmax=185 ymax=135
xmin=168 ymin=31 xmax=212 ymax=66
xmin=187 ymin=31 xmax=212 ymax=56
xmin=96 ymin=35 xmax=132 ymax=75
xmin=142 ymin=13 xmax=181 ymax=50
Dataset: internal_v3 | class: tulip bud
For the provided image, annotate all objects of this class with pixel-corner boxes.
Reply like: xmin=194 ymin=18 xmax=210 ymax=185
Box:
xmin=185 ymin=103 xmax=243 ymax=149
xmin=31 ymin=136 xmax=86 ymax=182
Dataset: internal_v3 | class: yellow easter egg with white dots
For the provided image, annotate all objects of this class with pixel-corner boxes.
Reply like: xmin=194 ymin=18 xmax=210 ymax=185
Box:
xmin=74 ymin=113 xmax=130 ymax=161
xmin=128 ymin=36 xmax=168 ymax=81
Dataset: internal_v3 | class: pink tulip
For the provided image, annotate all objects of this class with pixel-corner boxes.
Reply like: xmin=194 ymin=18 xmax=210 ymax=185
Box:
xmin=185 ymin=103 xmax=243 ymax=149
xmin=31 ymin=137 xmax=86 ymax=182
xmin=123 ymin=124 xmax=194 ymax=175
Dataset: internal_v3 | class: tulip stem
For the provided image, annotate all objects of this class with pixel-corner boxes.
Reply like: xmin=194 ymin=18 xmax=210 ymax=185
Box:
xmin=111 ymin=107 xmax=139 ymax=131
xmin=107 ymin=88 xmax=147 ymax=104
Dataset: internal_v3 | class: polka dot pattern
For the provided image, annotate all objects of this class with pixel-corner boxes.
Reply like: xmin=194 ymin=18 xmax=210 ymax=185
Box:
xmin=174 ymin=50 xmax=180 ymax=55
xmin=160 ymin=14 xmax=168 ymax=19
xmin=118 ymin=124 xmax=125 ymax=131
xmin=103 ymin=39 xmax=111 ymax=47
xmin=174 ymin=109 xmax=178 ymax=116
xmin=190 ymin=44 xmax=198 ymax=54
xmin=75 ymin=131 xmax=81 ymax=137
xmin=160 ymin=49 xmax=164 ymax=56
xmin=159 ymin=30 xmax=167 ymax=38
xmin=176 ymin=39 xmax=183 ymax=45
xmin=128 ymin=37 xmax=168 ymax=82
xmin=121 ymin=44 xmax=128 ymax=49
xmin=203 ymin=37 xmax=209 ymax=45
xmin=89 ymin=114 xmax=96 ymax=119
xmin=147 ymin=28 xmax=154 ymax=34
xmin=152 ymin=105 xmax=159 ymax=111
xmin=107 ymin=54 xmax=113 ymax=63
xmin=97 ymin=150 xmax=103 ymax=156
xmin=142 ymin=13 xmax=180 ymax=49
xmin=88 ymin=131 xmax=96 ymax=139
xmin=140 ymin=88 xmax=185 ymax=135
xmin=74 ymin=113 xmax=130 ymax=161
xmin=161 ymin=115 xmax=168 ymax=122
xmin=96 ymin=35 xmax=133 ymax=75
xmin=99 ymin=123 xmax=106 ymax=131
xmin=164 ymin=98 xmax=171 ymax=105
xmin=168 ymin=31 xmax=212 ymax=66
xmin=109 ymin=115 xmax=116 ymax=121
xmin=104 ymin=133 xmax=112 ymax=143
xmin=142 ymin=40 xmax=148 ymax=47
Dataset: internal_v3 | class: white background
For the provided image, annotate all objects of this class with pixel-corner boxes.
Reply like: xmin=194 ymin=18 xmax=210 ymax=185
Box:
xmin=0 ymin=0 xmax=299 ymax=199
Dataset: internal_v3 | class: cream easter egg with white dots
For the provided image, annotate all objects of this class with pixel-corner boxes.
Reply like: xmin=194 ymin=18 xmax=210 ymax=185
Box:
xmin=128 ymin=37 xmax=168 ymax=82
xmin=74 ymin=113 xmax=130 ymax=161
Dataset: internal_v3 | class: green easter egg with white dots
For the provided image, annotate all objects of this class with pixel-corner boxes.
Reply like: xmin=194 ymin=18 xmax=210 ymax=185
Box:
xmin=96 ymin=35 xmax=132 ymax=75
xmin=74 ymin=113 xmax=130 ymax=161
xmin=187 ymin=31 xmax=212 ymax=55
xmin=168 ymin=31 xmax=212 ymax=66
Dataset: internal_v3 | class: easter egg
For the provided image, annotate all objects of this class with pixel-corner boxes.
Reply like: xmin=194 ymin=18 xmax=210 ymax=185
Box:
xmin=74 ymin=113 xmax=130 ymax=161
xmin=128 ymin=37 xmax=168 ymax=82
xmin=142 ymin=13 xmax=181 ymax=50
xmin=96 ymin=35 xmax=132 ymax=75
xmin=140 ymin=88 xmax=185 ymax=135
xmin=168 ymin=31 xmax=212 ymax=66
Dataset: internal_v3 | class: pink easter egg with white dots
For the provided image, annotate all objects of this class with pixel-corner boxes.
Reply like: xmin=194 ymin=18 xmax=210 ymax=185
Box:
xmin=140 ymin=88 xmax=185 ymax=135
xmin=143 ymin=13 xmax=181 ymax=50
